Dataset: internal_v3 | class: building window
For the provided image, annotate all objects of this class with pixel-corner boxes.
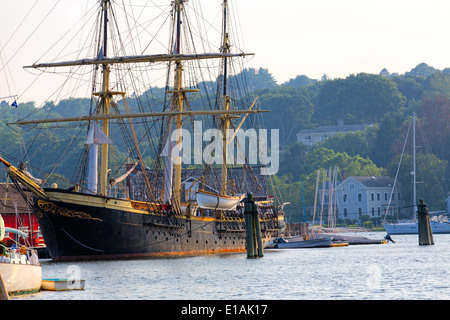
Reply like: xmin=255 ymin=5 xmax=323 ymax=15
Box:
xmin=378 ymin=207 xmax=381 ymax=216
xmin=377 ymin=193 xmax=380 ymax=201
xmin=398 ymin=193 xmax=401 ymax=200
xmin=344 ymin=208 xmax=348 ymax=217
xmin=350 ymin=184 xmax=355 ymax=190
xmin=371 ymin=193 xmax=374 ymax=201
xmin=305 ymin=136 xmax=311 ymax=141
xmin=343 ymin=194 xmax=347 ymax=202
xmin=372 ymin=207 xmax=375 ymax=216
xmin=392 ymin=193 xmax=395 ymax=201
xmin=358 ymin=193 xmax=362 ymax=201
xmin=385 ymin=193 xmax=388 ymax=201
xmin=358 ymin=208 xmax=362 ymax=215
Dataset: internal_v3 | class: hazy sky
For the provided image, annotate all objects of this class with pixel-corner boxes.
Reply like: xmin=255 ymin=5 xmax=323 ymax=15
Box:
xmin=2 ymin=0 xmax=450 ymax=104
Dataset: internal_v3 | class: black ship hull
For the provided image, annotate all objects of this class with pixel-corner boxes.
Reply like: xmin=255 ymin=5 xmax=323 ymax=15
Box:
xmin=34 ymin=189 xmax=284 ymax=261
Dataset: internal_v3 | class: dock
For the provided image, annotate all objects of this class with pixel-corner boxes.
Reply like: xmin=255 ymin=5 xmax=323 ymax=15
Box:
xmin=330 ymin=242 xmax=349 ymax=247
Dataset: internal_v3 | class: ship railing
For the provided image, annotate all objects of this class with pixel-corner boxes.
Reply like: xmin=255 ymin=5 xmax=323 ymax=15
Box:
xmin=0 ymin=243 xmax=39 ymax=266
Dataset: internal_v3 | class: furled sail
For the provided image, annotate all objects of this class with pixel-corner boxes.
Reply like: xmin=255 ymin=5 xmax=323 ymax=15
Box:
xmin=161 ymin=139 xmax=182 ymax=205
xmin=86 ymin=122 xmax=112 ymax=194
xmin=110 ymin=162 xmax=138 ymax=186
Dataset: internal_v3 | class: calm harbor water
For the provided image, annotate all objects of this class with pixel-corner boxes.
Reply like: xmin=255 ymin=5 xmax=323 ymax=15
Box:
xmin=14 ymin=232 xmax=450 ymax=300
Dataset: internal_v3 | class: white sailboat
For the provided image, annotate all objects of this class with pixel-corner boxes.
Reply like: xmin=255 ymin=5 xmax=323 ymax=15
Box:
xmin=0 ymin=215 xmax=42 ymax=296
xmin=383 ymin=113 xmax=450 ymax=235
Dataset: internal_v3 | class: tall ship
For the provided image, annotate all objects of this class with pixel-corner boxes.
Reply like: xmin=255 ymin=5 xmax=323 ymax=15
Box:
xmin=0 ymin=0 xmax=285 ymax=260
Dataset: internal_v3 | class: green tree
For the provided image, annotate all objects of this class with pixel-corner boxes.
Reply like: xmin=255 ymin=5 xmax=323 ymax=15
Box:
xmin=314 ymin=73 xmax=406 ymax=125
xmin=405 ymin=63 xmax=438 ymax=77
xmin=282 ymin=75 xmax=317 ymax=88
xmin=232 ymin=67 xmax=278 ymax=91
xmin=258 ymin=86 xmax=314 ymax=146
xmin=386 ymin=153 xmax=447 ymax=213
xmin=369 ymin=111 xmax=408 ymax=168
xmin=278 ymin=142 xmax=310 ymax=177
xmin=318 ymin=131 xmax=370 ymax=158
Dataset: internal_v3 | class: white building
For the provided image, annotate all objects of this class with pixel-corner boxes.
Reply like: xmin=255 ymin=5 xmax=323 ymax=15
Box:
xmin=319 ymin=176 xmax=403 ymax=223
xmin=297 ymin=120 xmax=371 ymax=146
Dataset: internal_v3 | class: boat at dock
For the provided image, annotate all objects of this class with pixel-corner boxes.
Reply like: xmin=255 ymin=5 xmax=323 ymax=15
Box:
xmin=310 ymin=233 xmax=387 ymax=245
xmin=383 ymin=113 xmax=450 ymax=235
xmin=0 ymin=0 xmax=285 ymax=261
xmin=0 ymin=215 xmax=42 ymax=296
xmin=41 ymin=279 xmax=85 ymax=291
xmin=384 ymin=217 xmax=450 ymax=235
xmin=265 ymin=236 xmax=333 ymax=249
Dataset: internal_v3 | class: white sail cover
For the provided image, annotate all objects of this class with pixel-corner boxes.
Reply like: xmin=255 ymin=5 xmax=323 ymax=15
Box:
xmin=85 ymin=122 xmax=112 ymax=145
xmin=161 ymin=139 xmax=182 ymax=204
xmin=85 ymin=122 xmax=111 ymax=193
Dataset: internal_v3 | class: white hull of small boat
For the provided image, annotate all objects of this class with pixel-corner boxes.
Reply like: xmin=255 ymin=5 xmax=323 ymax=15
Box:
xmin=266 ymin=237 xmax=333 ymax=249
xmin=41 ymin=278 xmax=85 ymax=291
xmin=0 ymin=263 xmax=42 ymax=295
xmin=196 ymin=191 xmax=244 ymax=211
xmin=384 ymin=221 xmax=450 ymax=235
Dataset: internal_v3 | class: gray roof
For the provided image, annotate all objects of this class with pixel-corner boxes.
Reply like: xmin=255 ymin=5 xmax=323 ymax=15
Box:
xmin=350 ymin=176 xmax=395 ymax=188
xmin=297 ymin=123 xmax=370 ymax=135
xmin=318 ymin=176 xmax=397 ymax=191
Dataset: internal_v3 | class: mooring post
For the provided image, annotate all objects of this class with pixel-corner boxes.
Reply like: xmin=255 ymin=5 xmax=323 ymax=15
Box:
xmin=244 ymin=204 xmax=255 ymax=258
xmin=244 ymin=193 xmax=263 ymax=258
xmin=253 ymin=211 xmax=264 ymax=258
xmin=417 ymin=199 xmax=434 ymax=246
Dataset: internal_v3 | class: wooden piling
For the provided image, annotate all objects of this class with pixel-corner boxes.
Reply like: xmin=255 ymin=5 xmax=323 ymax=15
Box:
xmin=244 ymin=193 xmax=264 ymax=258
xmin=244 ymin=208 xmax=255 ymax=257
xmin=253 ymin=213 xmax=264 ymax=258
xmin=0 ymin=271 xmax=10 ymax=300
xmin=417 ymin=199 xmax=434 ymax=246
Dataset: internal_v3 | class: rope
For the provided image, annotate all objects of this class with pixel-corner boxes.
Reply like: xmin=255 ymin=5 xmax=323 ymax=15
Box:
xmin=61 ymin=228 xmax=104 ymax=252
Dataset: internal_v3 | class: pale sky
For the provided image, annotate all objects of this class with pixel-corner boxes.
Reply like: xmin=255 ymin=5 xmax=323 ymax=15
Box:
xmin=1 ymin=0 xmax=450 ymax=105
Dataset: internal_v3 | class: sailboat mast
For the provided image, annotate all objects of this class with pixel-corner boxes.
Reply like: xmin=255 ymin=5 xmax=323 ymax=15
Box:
xmin=172 ymin=0 xmax=185 ymax=211
xmin=222 ymin=0 xmax=229 ymax=97
xmin=413 ymin=112 xmax=417 ymax=215
xmin=221 ymin=0 xmax=230 ymax=196
xmin=99 ymin=0 xmax=111 ymax=196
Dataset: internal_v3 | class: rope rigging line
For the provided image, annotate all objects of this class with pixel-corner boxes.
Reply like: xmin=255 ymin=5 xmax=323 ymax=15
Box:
xmin=0 ymin=0 xmax=62 ymax=75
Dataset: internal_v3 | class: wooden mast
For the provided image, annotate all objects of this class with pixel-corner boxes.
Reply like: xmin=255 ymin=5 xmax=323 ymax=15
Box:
xmin=172 ymin=0 xmax=186 ymax=212
xmin=221 ymin=0 xmax=230 ymax=196
xmin=99 ymin=0 xmax=110 ymax=196
xmin=11 ymin=0 xmax=267 ymax=202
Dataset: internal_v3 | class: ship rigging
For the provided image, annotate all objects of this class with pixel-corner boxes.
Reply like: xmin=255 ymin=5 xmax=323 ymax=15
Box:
xmin=0 ymin=0 xmax=285 ymax=260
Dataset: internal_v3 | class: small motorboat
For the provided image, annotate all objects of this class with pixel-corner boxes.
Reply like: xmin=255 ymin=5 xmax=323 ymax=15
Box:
xmin=265 ymin=237 xmax=333 ymax=249
xmin=41 ymin=278 xmax=85 ymax=291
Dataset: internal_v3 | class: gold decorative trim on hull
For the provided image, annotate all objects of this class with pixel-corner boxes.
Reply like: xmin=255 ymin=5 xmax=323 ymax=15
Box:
xmin=37 ymin=200 xmax=103 ymax=222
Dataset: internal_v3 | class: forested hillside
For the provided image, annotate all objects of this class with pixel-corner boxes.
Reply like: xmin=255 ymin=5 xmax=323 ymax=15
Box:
xmin=264 ymin=63 xmax=450 ymax=221
xmin=1 ymin=63 xmax=449 ymax=223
